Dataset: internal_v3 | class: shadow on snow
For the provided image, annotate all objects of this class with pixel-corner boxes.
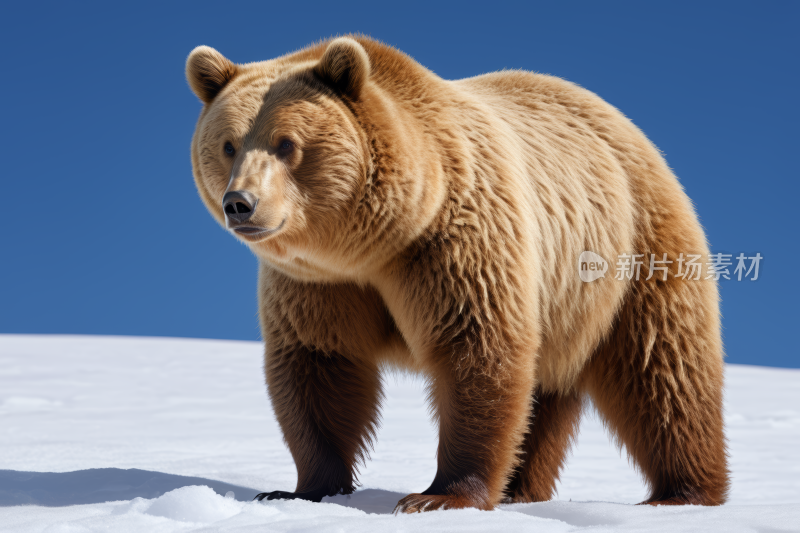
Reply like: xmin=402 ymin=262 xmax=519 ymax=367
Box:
xmin=0 ymin=468 xmax=624 ymax=525
xmin=0 ymin=468 xmax=408 ymax=514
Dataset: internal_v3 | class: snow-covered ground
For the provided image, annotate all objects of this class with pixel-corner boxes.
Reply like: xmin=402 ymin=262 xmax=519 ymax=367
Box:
xmin=0 ymin=335 xmax=798 ymax=532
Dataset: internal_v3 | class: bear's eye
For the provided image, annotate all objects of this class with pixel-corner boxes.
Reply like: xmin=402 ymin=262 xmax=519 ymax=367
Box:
xmin=278 ymin=139 xmax=294 ymax=154
xmin=224 ymin=142 xmax=235 ymax=156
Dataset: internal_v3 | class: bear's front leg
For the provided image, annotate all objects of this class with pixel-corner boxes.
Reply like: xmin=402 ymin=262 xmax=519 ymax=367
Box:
xmin=255 ymin=267 xmax=391 ymax=503
xmin=255 ymin=341 xmax=382 ymax=503
xmin=394 ymin=334 xmax=535 ymax=513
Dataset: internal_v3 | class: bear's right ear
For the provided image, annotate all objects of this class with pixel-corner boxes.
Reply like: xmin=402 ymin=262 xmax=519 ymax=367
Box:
xmin=186 ymin=46 xmax=237 ymax=104
xmin=314 ymin=37 xmax=371 ymax=100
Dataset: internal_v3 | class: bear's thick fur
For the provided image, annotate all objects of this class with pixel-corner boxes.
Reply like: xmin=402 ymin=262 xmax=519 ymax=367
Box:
xmin=186 ymin=36 xmax=728 ymax=512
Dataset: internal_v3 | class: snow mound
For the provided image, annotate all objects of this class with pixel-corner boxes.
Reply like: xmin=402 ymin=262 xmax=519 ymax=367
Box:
xmin=141 ymin=485 xmax=241 ymax=522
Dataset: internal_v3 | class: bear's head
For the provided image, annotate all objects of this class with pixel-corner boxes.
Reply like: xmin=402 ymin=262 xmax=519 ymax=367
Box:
xmin=187 ymin=37 xmax=447 ymax=282
xmin=186 ymin=38 xmax=394 ymax=281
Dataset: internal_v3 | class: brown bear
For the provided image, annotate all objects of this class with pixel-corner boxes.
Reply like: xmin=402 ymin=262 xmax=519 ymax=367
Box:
xmin=186 ymin=36 xmax=729 ymax=512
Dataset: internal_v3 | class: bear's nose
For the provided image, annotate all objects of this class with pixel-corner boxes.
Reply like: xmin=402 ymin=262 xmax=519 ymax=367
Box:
xmin=223 ymin=190 xmax=258 ymax=224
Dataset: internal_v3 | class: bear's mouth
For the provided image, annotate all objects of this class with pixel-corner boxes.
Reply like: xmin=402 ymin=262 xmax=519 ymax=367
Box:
xmin=231 ymin=218 xmax=286 ymax=240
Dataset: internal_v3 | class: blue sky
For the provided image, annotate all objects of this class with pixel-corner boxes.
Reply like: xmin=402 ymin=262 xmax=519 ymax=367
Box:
xmin=0 ymin=1 xmax=797 ymax=367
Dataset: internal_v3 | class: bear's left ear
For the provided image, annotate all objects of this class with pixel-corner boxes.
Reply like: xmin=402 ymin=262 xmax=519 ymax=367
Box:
xmin=314 ymin=37 xmax=371 ymax=100
xmin=186 ymin=46 xmax=237 ymax=104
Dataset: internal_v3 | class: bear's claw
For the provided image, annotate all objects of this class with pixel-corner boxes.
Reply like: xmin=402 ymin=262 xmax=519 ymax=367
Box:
xmin=393 ymin=493 xmax=485 ymax=514
xmin=254 ymin=489 xmax=326 ymax=503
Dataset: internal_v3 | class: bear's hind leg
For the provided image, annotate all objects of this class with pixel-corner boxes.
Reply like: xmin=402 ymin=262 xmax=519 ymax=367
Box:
xmin=582 ymin=277 xmax=729 ymax=506
xmin=503 ymin=388 xmax=583 ymax=503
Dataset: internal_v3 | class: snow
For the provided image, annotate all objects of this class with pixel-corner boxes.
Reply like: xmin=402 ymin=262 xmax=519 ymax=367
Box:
xmin=0 ymin=335 xmax=798 ymax=532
